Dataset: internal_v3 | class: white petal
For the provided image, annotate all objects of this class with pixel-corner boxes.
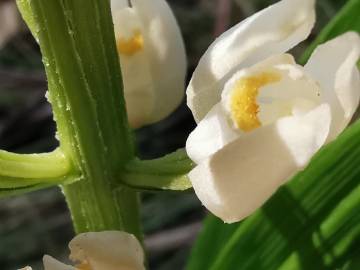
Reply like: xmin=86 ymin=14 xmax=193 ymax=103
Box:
xmin=113 ymin=8 xmax=155 ymax=128
xmin=131 ymin=0 xmax=187 ymax=124
xmin=43 ymin=255 xmax=76 ymax=270
xmin=186 ymin=104 xmax=240 ymax=164
xmin=69 ymin=231 xmax=145 ymax=270
xmin=110 ymin=0 xmax=129 ymax=13
xmin=187 ymin=0 xmax=315 ymax=122
xmin=305 ymin=32 xmax=360 ymax=139
xmin=189 ymin=104 xmax=331 ymax=223
xmin=18 ymin=267 xmax=32 ymax=270
xmin=0 ymin=1 xmax=20 ymax=48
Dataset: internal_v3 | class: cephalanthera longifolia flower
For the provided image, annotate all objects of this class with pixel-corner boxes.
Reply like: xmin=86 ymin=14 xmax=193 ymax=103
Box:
xmin=0 ymin=1 xmax=21 ymax=48
xmin=186 ymin=0 xmax=360 ymax=223
xmin=111 ymin=0 xmax=186 ymax=128
xmin=20 ymin=231 xmax=145 ymax=270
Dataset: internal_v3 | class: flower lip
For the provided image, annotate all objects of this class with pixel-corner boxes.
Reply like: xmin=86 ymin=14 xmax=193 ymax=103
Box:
xmin=41 ymin=231 xmax=145 ymax=270
xmin=221 ymin=54 xmax=322 ymax=133
xmin=117 ymin=29 xmax=144 ymax=56
xmin=185 ymin=0 xmax=360 ymax=225
xmin=189 ymin=103 xmax=332 ymax=223
xmin=228 ymin=71 xmax=282 ymax=132
xmin=76 ymin=261 xmax=92 ymax=270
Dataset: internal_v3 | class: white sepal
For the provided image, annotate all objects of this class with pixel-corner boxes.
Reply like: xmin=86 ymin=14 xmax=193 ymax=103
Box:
xmin=69 ymin=231 xmax=145 ymax=270
xmin=110 ymin=0 xmax=129 ymax=13
xmin=187 ymin=0 xmax=315 ymax=122
xmin=42 ymin=231 xmax=144 ymax=270
xmin=186 ymin=104 xmax=239 ymax=164
xmin=111 ymin=0 xmax=186 ymax=128
xmin=43 ymin=256 xmax=76 ymax=270
xmin=0 ymin=1 xmax=20 ymax=48
xmin=305 ymin=32 xmax=360 ymax=139
xmin=189 ymin=104 xmax=331 ymax=223
xmin=132 ymin=0 xmax=187 ymax=124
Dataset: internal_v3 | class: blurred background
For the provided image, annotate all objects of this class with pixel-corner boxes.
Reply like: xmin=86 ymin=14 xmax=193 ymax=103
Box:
xmin=0 ymin=0 xmax=348 ymax=269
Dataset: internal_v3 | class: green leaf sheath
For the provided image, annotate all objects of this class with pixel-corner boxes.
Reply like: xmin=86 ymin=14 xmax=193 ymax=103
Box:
xmin=187 ymin=119 xmax=360 ymax=270
xmin=300 ymin=0 xmax=360 ymax=64
xmin=122 ymin=149 xmax=194 ymax=191
xmin=17 ymin=0 xmax=142 ymax=238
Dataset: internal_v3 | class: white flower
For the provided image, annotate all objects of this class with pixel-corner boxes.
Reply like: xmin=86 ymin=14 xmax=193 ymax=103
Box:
xmin=20 ymin=231 xmax=145 ymax=270
xmin=0 ymin=1 xmax=21 ymax=49
xmin=186 ymin=0 xmax=360 ymax=223
xmin=111 ymin=0 xmax=187 ymax=128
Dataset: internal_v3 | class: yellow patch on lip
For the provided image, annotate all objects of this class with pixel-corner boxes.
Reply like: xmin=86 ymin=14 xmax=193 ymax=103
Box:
xmin=117 ymin=30 xmax=144 ymax=56
xmin=76 ymin=261 xmax=92 ymax=270
xmin=230 ymin=72 xmax=281 ymax=132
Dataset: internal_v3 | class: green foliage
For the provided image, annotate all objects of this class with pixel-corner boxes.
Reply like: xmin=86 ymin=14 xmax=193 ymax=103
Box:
xmin=122 ymin=149 xmax=194 ymax=191
xmin=187 ymin=0 xmax=360 ymax=269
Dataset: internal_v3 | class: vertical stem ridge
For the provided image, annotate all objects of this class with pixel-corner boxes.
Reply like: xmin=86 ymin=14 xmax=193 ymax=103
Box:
xmin=20 ymin=0 xmax=142 ymax=239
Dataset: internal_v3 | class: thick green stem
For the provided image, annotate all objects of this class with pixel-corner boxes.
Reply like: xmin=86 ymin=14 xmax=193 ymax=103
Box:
xmin=19 ymin=0 xmax=142 ymax=238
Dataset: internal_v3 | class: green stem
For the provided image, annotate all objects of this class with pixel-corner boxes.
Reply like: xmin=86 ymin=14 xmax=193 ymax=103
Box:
xmin=18 ymin=0 xmax=142 ymax=238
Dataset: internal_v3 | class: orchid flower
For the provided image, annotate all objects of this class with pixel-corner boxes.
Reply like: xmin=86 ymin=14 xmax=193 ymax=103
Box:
xmin=186 ymin=0 xmax=360 ymax=223
xmin=0 ymin=1 xmax=21 ymax=49
xmin=111 ymin=0 xmax=187 ymax=128
xmin=20 ymin=231 xmax=145 ymax=270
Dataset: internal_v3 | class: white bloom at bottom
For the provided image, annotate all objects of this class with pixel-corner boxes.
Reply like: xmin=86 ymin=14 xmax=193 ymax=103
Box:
xmin=186 ymin=0 xmax=360 ymax=223
xmin=20 ymin=231 xmax=145 ymax=270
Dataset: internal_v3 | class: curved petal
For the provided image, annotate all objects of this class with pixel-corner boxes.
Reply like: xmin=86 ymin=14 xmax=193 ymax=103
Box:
xmin=43 ymin=256 xmax=76 ymax=270
xmin=112 ymin=7 xmax=154 ymax=128
xmin=69 ymin=231 xmax=145 ymax=270
xmin=132 ymin=0 xmax=187 ymax=124
xmin=186 ymin=104 xmax=240 ymax=164
xmin=187 ymin=0 xmax=315 ymax=123
xmin=189 ymin=104 xmax=331 ymax=223
xmin=305 ymin=32 xmax=360 ymax=139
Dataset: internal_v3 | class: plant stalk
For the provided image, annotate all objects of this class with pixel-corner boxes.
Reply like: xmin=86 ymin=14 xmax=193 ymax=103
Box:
xmin=18 ymin=0 xmax=142 ymax=239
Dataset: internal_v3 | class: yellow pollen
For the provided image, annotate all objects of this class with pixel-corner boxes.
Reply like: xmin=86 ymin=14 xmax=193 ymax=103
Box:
xmin=76 ymin=261 xmax=92 ymax=270
xmin=117 ymin=30 xmax=144 ymax=56
xmin=230 ymin=72 xmax=281 ymax=132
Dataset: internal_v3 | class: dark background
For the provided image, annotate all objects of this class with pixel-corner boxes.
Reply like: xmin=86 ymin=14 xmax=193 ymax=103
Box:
xmin=0 ymin=0 xmax=347 ymax=269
